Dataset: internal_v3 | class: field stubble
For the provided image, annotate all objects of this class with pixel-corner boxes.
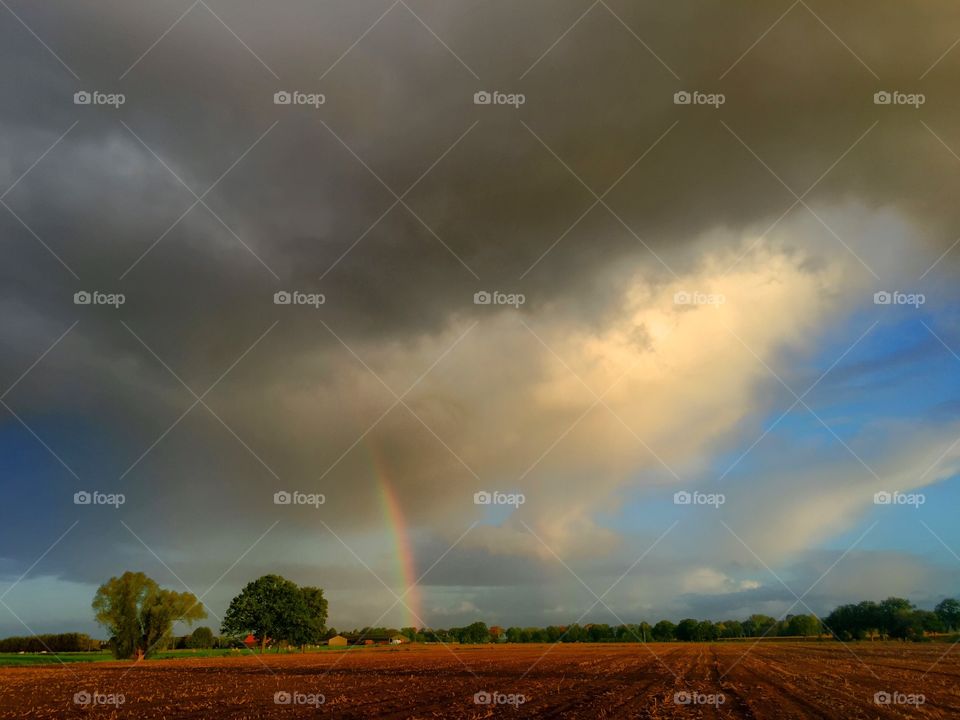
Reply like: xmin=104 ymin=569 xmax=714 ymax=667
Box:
xmin=1 ymin=642 xmax=957 ymax=718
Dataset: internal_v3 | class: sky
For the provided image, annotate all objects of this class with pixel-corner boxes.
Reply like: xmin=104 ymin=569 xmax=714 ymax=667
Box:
xmin=2 ymin=0 xmax=960 ymax=638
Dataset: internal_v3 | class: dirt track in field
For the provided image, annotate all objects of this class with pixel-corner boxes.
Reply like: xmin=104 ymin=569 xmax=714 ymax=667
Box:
xmin=1 ymin=642 xmax=957 ymax=718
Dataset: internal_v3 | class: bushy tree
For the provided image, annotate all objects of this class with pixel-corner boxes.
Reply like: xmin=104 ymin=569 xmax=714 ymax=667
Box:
xmin=786 ymin=614 xmax=821 ymax=637
xmin=186 ymin=626 xmax=215 ymax=649
xmin=92 ymin=571 xmax=206 ymax=659
xmin=221 ymin=575 xmax=328 ymax=650
xmin=746 ymin=614 xmax=777 ymax=638
xmin=675 ymin=619 xmax=699 ymax=641
xmin=935 ymin=598 xmax=960 ymax=631
xmin=651 ymin=620 xmax=676 ymax=641
xmin=291 ymin=586 xmax=329 ymax=648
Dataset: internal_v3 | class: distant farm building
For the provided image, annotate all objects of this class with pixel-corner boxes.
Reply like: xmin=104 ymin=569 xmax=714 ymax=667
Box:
xmin=326 ymin=635 xmax=348 ymax=647
xmin=343 ymin=633 xmax=409 ymax=646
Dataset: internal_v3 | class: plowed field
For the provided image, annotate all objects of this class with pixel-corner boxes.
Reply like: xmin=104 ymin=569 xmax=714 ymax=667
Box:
xmin=2 ymin=642 xmax=957 ymax=718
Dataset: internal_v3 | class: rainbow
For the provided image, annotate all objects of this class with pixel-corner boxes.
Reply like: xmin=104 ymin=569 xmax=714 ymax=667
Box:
xmin=368 ymin=445 xmax=423 ymax=629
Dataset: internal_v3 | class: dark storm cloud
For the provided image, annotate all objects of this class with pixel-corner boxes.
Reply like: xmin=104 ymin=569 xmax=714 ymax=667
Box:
xmin=3 ymin=0 xmax=960 ymax=606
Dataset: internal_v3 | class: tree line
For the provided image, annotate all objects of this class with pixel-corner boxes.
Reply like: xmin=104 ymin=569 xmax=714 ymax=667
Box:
xmin=90 ymin=572 xmax=328 ymax=659
xmin=825 ymin=597 xmax=960 ymax=640
xmin=8 ymin=571 xmax=955 ymax=658
xmin=0 ymin=633 xmax=100 ymax=653
xmin=344 ymin=598 xmax=960 ymax=644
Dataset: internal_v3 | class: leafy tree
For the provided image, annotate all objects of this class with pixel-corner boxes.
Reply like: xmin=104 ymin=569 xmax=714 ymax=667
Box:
xmin=92 ymin=571 xmax=205 ymax=659
xmin=910 ymin=610 xmax=943 ymax=638
xmin=879 ymin=597 xmax=915 ymax=639
xmin=186 ymin=626 xmax=215 ymax=649
xmin=291 ymin=586 xmax=328 ymax=648
xmin=221 ymin=575 xmax=324 ymax=651
xmin=461 ymin=621 xmax=489 ymax=643
xmin=747 ymin=614 xmax=777 ymax=638
xmin=720 ymin=620 xmax=743 ymax=638
xmin=651 ymin=620 xmax=676 ymax=641
xmin=697 ymin=620 xmax=718 ymax=641
xmin=935 ymin=598 xmax=960 ymax=632
xmin=786 ymin=614 xmax=821 ymax=637
xmin=675 ymin=619 xmax=699 ymax=641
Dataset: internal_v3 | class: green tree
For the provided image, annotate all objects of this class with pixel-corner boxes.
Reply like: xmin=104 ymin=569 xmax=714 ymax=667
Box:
xmin=462 ymin=621 xmax=490 ymax=643
xmin=651 ymin=620 xmax=676 ymax=641
xmin=747 ymin=614 xmax=777 ymax=638
xmin=675 ymin=619 xmax=699 ymax=641
xmin=720 ymin=620 xmax=743 ymax=638
xmin=221 ymin=575 xmax=312 ymax=651
xmin=786 ymin=614 xmax=821 ymax=637
xmin=935 ymin=598 xmax=960 ymax=632
xmin=697 ymin=620 xmax=718 ymax=641
xmin=879 ymin=597 xmax=915 ymax=639
xmin=92 ymin=571 xmax=206 ymax=659
xmin=186 ymin=626 xmax=215 ymax=649
xmin=291 ymin=586 xmax=328 ymax=648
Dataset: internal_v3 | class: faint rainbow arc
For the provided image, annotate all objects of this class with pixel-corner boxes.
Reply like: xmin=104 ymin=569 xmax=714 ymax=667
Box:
xmin=367 ymin=444 xmax=423 ymax=629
